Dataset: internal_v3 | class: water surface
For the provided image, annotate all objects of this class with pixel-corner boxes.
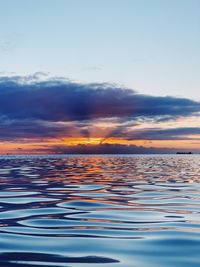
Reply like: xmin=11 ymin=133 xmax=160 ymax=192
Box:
xmin=0 ymin=155 xmax=200 ymax=266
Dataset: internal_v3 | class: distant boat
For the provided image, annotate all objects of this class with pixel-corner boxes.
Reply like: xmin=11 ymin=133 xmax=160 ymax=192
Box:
xmin=176 ymin=152 xmax=192 ymax=154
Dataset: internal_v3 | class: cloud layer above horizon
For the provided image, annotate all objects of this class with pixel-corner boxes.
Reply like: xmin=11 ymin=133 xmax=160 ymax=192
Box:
xmin=0 ymin=74 xmax=200 ymax=151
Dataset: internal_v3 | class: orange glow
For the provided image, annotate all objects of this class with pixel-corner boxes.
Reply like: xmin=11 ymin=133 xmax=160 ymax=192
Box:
xmin=0 ymin=135 xmax=200 ymax=153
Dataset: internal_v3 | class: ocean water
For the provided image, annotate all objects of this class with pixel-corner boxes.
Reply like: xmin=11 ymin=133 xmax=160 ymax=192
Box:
xmin=0 ymin=154 xmax=200 ymax=267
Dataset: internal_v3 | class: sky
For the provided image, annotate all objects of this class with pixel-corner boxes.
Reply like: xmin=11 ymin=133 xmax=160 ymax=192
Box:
xmin=0 ymin=0 xmax=199 ymax=153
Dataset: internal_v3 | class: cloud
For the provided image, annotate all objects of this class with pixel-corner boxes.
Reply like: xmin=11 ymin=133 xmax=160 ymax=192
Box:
xmin=0 ymin=74 xmax=199 ymax=122
xmin=0 ymin=118 xmax=86 ymax=141
xmin=82 ymin=66 xmax=102 ymax=71
xmin=0 ymin=74 xmax=199 ymax=142
xmin=124 ymin=127 xmax=200 ymax=140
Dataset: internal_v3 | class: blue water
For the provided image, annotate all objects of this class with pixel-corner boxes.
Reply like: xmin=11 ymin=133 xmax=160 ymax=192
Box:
xmin=0 ymin=155 xmax=200 ymax=266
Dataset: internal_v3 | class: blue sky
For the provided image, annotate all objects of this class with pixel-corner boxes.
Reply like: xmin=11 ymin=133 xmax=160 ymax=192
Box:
xmin=0 ymin=0 xmax=200 ymax=100
xmin=0 ymin=0 xmax=200 ymax=153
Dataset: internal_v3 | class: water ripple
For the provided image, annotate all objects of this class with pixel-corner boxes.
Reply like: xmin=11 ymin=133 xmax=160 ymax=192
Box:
xmin=0 ymin=155 xmax=200 ymax=266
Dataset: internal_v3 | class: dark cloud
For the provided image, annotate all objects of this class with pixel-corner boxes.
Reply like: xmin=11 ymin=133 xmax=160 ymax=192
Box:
xmin=0 ymin=118 xmax=87 ymax=141
xmin=0 ymin=75 xmax=199 ymax=122
xmin=0 ymin=74 xmax=199 ymax=143
xmin=125 ymin=127 xmax=200 ymax=140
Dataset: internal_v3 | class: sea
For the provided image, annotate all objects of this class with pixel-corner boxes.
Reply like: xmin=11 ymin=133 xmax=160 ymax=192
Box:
xmin=0 ymin=154 xmax=199 ymax=267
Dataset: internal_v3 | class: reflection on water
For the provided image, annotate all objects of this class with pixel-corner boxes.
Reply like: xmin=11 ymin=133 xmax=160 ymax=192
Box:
xmin=0 ymin=155 xmax=200 ymax=267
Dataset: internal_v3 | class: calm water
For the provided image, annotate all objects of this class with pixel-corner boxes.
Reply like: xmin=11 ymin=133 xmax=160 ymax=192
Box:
xmin=0 ymin=155 xmax=200 ymax=267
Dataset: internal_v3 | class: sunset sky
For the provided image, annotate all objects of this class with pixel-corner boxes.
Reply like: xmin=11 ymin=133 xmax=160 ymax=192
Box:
xmin=0 ymin=0 xmax=200 ymax=153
